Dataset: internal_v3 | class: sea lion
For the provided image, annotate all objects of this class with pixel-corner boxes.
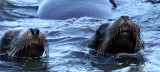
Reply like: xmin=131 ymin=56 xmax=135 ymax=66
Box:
xmin=37 ymin=0 xmax=117 ymax=20
xmin=0 ymin=28 xmax=49 ymax=58
xmin=88 ymin=16 xmax=144 ymax=56
xmin=146 ymin=0 xmax=160 ymax=3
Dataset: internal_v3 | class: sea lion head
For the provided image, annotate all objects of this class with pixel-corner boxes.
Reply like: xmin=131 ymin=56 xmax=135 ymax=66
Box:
xmin=97 ymin=16 xmax=144 ymax=56
xmin=0 ymin=28 xmax=48 ymax=58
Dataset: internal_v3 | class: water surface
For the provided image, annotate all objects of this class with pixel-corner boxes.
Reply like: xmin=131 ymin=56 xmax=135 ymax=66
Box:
xmin=0 ymin=0 xmax=160 ymax=72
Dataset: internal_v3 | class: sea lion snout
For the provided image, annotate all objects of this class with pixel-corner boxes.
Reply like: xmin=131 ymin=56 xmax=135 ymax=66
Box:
xmin=89 ymin=16 xmax=144 ymax=55
xmin=119 ymin=16 xmax=133 ymax=33
xmin=30 ymin=28 xmax=40 ymax=37
xmin=0 ymin=28 xmax=49 ymax=58
xmin=121 ymin=16 xmax=130 ymax=25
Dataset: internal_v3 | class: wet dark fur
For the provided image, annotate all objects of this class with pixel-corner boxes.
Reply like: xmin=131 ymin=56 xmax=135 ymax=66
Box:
xmin=0 ymin=28 xmax=49 ymax=58
xmin=88 ymin=16 xmax=144 ymax=56
xmin=146 ymin=0 xmax=160 ymax=4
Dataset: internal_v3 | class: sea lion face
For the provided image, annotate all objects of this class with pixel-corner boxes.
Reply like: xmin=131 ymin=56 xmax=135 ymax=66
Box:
xmin=110 ymin=16 xmax=139 ymax=50
xmin=96 ymin=16 xmax=144 ymax=56
xmin=0 ymin=28 xmax=48 ymax=58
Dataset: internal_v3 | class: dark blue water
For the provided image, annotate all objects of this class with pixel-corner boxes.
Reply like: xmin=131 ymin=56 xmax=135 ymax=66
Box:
xmin=0 ymin=0 xmax=160 ymax=72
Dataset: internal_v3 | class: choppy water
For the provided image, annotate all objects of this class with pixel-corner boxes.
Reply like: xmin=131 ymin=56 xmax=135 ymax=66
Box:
xmin=0 ymin=0 xmax=160 ymax=72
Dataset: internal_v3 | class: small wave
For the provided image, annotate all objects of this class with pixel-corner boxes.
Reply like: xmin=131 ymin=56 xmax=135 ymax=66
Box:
xmin=0 ymin=0 xmax=39 ymax=21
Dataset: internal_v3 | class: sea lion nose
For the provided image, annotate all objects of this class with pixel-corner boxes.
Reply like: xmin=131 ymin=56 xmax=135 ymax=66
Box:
xmin=121 ymin=16 xmax=129 ymax=20
xmin=30 ymin=28 xmax=40 ymax=36
xmin=121 ymin=16 xmax=129 ymax=25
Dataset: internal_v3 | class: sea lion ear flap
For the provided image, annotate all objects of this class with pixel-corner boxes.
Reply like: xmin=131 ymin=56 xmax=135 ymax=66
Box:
xmin=88 ymin=24 xmax=109 ymax=49
xmin=109 ymin=0 xmax=117 ymax=9
xmin=0 ymin=30 xmax=18 ymax=52
xmin=95 ymin=24 xmax=110 ymax=41
xmin=97 ymin=24 xmax=109 ymax=36
xmin=0 ymin=31 xmax=14 ymax=46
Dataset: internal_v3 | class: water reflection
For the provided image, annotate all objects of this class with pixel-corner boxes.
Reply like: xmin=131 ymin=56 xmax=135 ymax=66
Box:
xmin=0 ymin=0 xmax=160 ymax=72
xmin=90 ymin=55 xmax=145 ymax=72
xmin=0 ymin=0 xmax=38 ymax=21
xmin=0 ymin=58 xmax=49 ymax=71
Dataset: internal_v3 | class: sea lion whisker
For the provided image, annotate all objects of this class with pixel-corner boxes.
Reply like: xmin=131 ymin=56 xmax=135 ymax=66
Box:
xmin=9 ymin=42 xmax=20 ymax=56
xmin=9 ymin=48 xmax=16 ymax=57
xmin=14 ymin=43 xmax=25 ymax=57
xmin=0 ymin=28 xmax=47 ymax=58
xmin=97 ymin=33 xmax=111 ymax=56
xmin=44 ymin=41 xmax=49 ymax=57
xmin=10 ymin=46 xmax=21 ymax=57
xmin=102 ymin=30 xmax=115 ymax=54
xmin=89 ymin=16 xmax=144 ymax=56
